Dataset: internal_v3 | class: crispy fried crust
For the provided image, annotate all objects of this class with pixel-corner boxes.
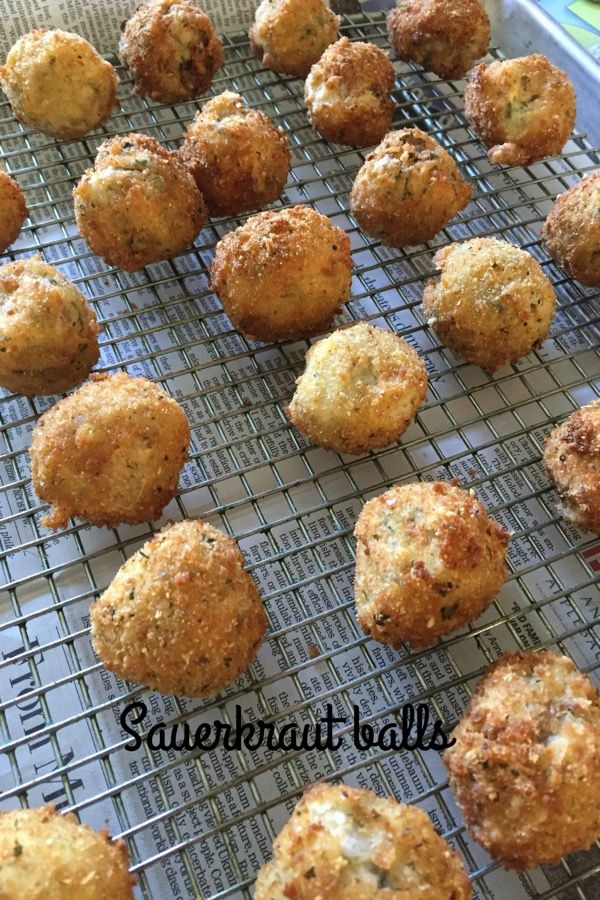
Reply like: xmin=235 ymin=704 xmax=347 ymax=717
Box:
xmin=543 ymin=398 xmax=600 ymax=532
xmin=179 ymin=91 xmax=290 ymax=215
xmin=0 ymin=29 xmax=118 ymax=140
xmin=73 ymin=133 xmax=207 ymax=271
xmin=119 ymin=0 xmax=224 ymax=103
xmin=354 ymin=481 xmax=509 ymax=649
xmin=0 ymin=804 xmax=134 ymax=899
xmin=0 ymin=255 xmax=100 ymax=396
xmin=541 ymin=171 xmax=600 ymax=286
xmin=91 ymin=519 xmax=267 ymax=697
xmin=304 ymin=37 xmax=396 ymax=148
xmin=255 ymin=782 xmax=472 ymax=899
xmin=350 ymin=128 xmax=472 ymax=247
xmin=445 ymin=651 xmax=600 ymax=871
xmin=286 ymin=322 xmax=427 ymax=455
xmin=250 ymin=0 xmax=339 ymax=79
xmin=387 ymin=0 xmax=490 ymax=80
xmin=30 ymin=371 xmax=190 ymax=529
xmin=422 ymin=237 xmax=556 ymax=372
xmin=0 ymin=167 xmax=27 ymax=253
xmin=464 ymin=54 xmax=576 ymax=166
xmin=210 ymin=205 xmax=352 ymax=342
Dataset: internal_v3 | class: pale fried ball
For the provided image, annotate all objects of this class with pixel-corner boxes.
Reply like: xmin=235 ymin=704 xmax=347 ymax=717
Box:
xmin=286 ymin=323 xmax=427 ymax=455
xmin=304 ymin=37 xmax=396 ymax=148
xmin=0 ymin=167 xmax=27 ymax=253
xmin=210 ymin=205 xmax=352 ymax=342
xmin=354 ymin=481 xmax=509 ymax=649
xmin=250 ymin=0 xmax=340 ymax=79
xmin=423 ymin=238 xmax=556 ymax=372
xmin=387 ymin=0 xmax=490 ymax=80
xmin=541 ymin=171 xmax=600 ymax=286
xmin=179 ymin=91 xmax=290 ymax=216
xmin=30 ymin=371 xmax=189 ymax=530
xmin=543 ymin=398 xmax=600 ymax=532
xmin=73 ymin=133 xmax=207 ymax=271
xmin=445 ymin=651 xmax=600 ymax=871
xmin=464 ymin=54 xmax=576 ymax=166
xmin=350 ymin=128 xmax=472 ymax=247
xmin=255 ymin=782 xmax=472 ymax=900
xmin=0 ymin=29 xmax=118 ymax=140
xmin=119 ymin=0 xmax=224 ymax=104
xmin=0 ymin=805 xmax=134 ymax=899
xmin=0 ymin=256 xmax=99 ymax=396
xmin=91 ymin=520 xmax=267 ymax=697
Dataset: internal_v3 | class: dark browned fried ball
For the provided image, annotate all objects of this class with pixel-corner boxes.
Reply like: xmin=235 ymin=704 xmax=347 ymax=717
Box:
xmin=250 ymin=0 xmax=340 ymax=79
xmin=387 ymin=0 xmax=490 ymax=80
xmin=179 ymin=90 xmax=290 ymax=216
xmin=354 ymin=481 xmax=509 ymax=649
xmin=543 ymin=398 xmax=600 ymax=532
xmin=29 ymin=371 xmax=190 ymax=530
xmin=350 ymin=128 xmax=472 ymax=247
xmin=119 ymin=0 xmax=224 ymax=103
xmin=541 ymin=170 xmax=600 ymax=286
xmin=445 ymin=651 xmax=600 ymax=870
xmin=464 ymin=54 xmax=576 ymax=166
xmin=0 ymin=167 xmax=27 ymax=253
xmin=73 ymin=133 xmax=207 ymax=271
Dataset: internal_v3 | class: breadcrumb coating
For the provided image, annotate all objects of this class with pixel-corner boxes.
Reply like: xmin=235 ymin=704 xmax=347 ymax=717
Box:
xmin=0 ymin=167 xmax=27 ymax=253
xmin=250 ymin=0 xmax=340 ymax=79
xmin=541 ymin=170 xmax=600 ymax=286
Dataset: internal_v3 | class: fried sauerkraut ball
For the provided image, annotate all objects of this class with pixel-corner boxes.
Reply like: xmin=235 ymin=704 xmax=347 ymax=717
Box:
xmin=0 ymin=805 xmax=134 ymax=899
xmin=350 ymin=128 xmax=472 ymax=247
xmin=210 ymin=205 xmax=352 ymax=342
xmin=541 ymin=171 xmax=600 ymax=287
xmin=445 ymin=651 xmax=600 ymax=870
xmin=255 ymin=782 xmax=472 ymax=899
xmin=423 ymin=238 xmax=556 ymax=372
xmin=304 ymin=37 xmax=396 ymax=148
xmin=354 ymin=481 xmax=509 ymax=649
xmin=0 ymin=167 xmax=27 ymax=253
xmin=119 ymin=0 xmax=224 ymax=103
xmin=91 ymin=519 xmax=267 ymax=696
xmin=0 ymin=256 xmax=99 ymax=396
xmin=543 ymin=398 xmax=600 ymax=532
xmin=73 ymin=133 xmax=206 ymax=271
xmin=464 ymin=54 xmax=576 ymax=166
xmin=286 ymin=322 xmax=427 ymax=455
xmin=179 ymin=91 xmax=290 ymax=216
xmin=387 ymin=0 xmax=490 ymax=80
xmin=30 ymin=371 xmax=189 ymax=530
xmin=0 ymin=29 xmax=118 ymax=140
xmin=250 ymin=0 xmax=340 ymax=79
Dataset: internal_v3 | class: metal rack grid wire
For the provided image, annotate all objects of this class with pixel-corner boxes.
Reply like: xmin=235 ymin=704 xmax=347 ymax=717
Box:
xmin=1 ymin=10 xmax=600 ymax=900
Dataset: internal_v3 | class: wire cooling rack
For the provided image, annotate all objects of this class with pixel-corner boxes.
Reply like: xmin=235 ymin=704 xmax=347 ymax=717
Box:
xmin=1 ymin=11 xmax=600 ymax=900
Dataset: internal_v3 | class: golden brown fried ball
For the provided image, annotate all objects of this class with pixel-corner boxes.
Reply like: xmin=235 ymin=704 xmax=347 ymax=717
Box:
xmin=445 ymin=651 xmax=600 ymax=871
xmin=350 ymin=128 xmax=472 ymax=247
xmin=423 ymin=238 xmax=556 ymax=372
xmin=91 ymin=519 xmax=267 ymax=697
xmin=250 ymin=0 xmax=340 ymax=79
xmin=304 ymin=37 xmax=396 ymax=148
xmin=119 ymin=0 xmax=223 ymax=104
xmin=387 ymin=0 xmax=490 ymax=80
xmin=0 ymin=805 xmax=134 ymax=899
xmin=210 ymin=205 xmax=352 ymax=342
xmin=286 ymin=322 xmax=427 ymax=455
xmin=255 ymin=782 xmax=472 ymax=900
xmin=73 ymin=133 xmax=207 ymax=272
xmin=541 ymin=171 xmax=600 ymax=287
xmin=0 ymin=29 xmax=118 ymax=141
xmin=179 ymin=91 xmax=290 ymax=216
xmin=30 ymin=371 xmax=189 ymax=530
xmin=464 ymin=54 xmax=576 ymax=166
xmin=354 ymin=481 xmax=509 ymax=650
xmin=0 ymin=167 xmax=27 ymax=253
xmin=0 ymin=256 xmax=99 ymax=396
xmin=543 ymin=398 xmax=600 ymax=532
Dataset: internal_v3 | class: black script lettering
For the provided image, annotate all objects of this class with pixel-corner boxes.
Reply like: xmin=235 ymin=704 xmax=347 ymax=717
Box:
xmin=121 ymin=700 xmax=147 ymax=750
